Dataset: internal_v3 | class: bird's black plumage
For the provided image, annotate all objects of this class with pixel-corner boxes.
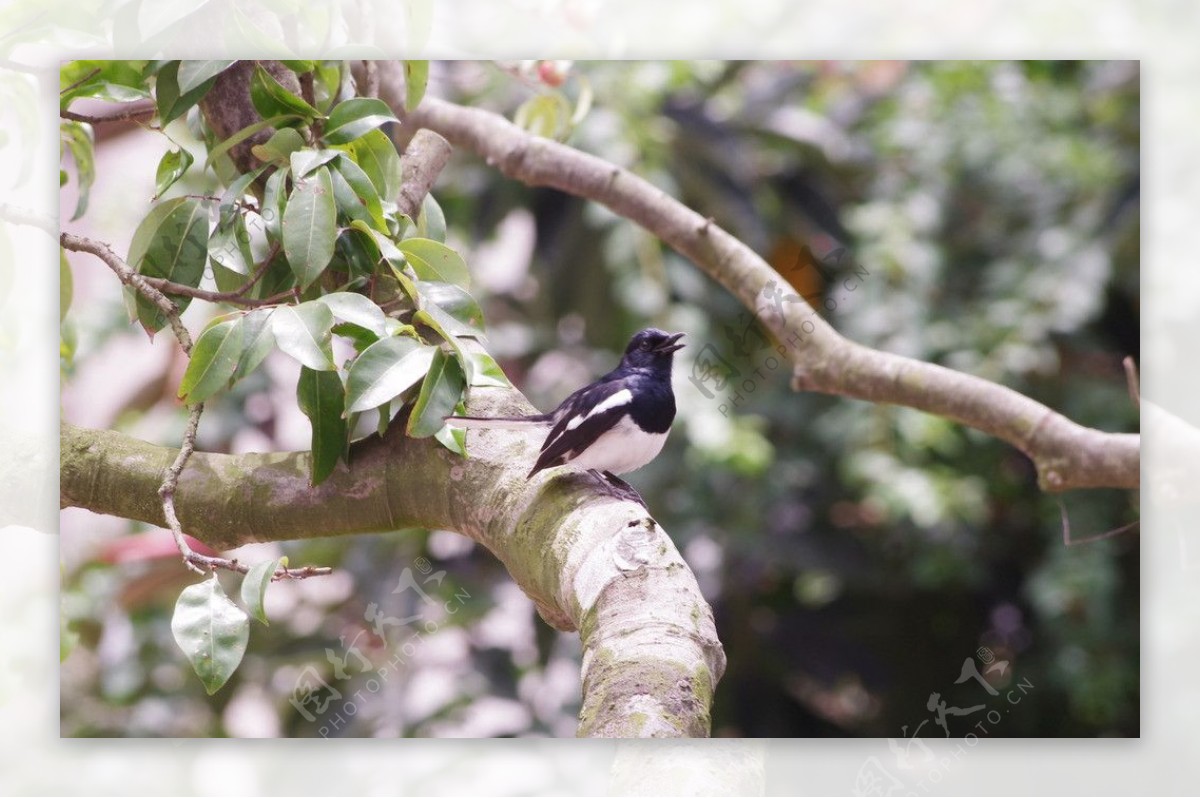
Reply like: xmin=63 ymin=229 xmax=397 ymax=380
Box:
xmin=445 ymin=328 xmax=685 ymax=480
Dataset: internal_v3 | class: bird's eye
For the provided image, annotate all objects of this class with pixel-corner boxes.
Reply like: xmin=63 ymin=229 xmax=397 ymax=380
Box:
xmin=640 ymin=340 xmax=651 ymax=350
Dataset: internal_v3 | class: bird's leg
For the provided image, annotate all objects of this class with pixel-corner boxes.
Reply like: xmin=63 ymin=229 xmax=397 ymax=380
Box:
xmin=590 ymin=469 xmax=648 ymax=508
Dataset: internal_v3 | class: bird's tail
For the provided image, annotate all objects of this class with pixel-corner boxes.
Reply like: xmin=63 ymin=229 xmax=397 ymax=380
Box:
xmin=443 ymin=413 xmax=552 ymax=430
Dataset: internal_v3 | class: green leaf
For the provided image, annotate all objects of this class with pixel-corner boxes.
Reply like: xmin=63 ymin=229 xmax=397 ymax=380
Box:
xmin=514 ymin=92 xmax=572 ymax=140
xmin=178 ymin=318 xmax=246 ymax=402
xmin=206 ymin=115 xmax=298 ymax=170
xmin=318 ymin=291 xmax=388 ymax=336
xmin=171 ymin=575 xmax=250 ymax=695
xmin=408 ymin=348 xmax=466 ymax=438
xmin=351 ymin=219 xmax=403 ymax=266
xmin=345 ymin=335 xmax=436 ymax=414
xmin=209 ymin=210 xmax=253 ymax=278
xmin=463 ymin=350 xmax=511 ymax=388
xmin=416 ymin=280 xmax=485 ymax=335
xmin=399 ymin=238 xmax=470 ymax=288
xmin=177 ymin=60 xmax=236 ymax=94
xmin=333 ymin=321 xmax=382 ymax=353
xmin=571 ymin=74 xmax=594 ymax=126
xmin=218 ymin=166 xmax=266 ymax=213
xmin=435 ymin=420 xmax=467 ymax=455
xmin=328 ymin=167 xmax=373 ymax=230
xmin=341 ymin=128 xmax=401 ymax=201
xmin=416 ymin=194 xmax=446 ymax=243
xmin=377 ymin=399 xmax=396 ymax=437
xmin=60 ymin=250 xmax=73 ymax=322
xmin=272 ymin=302 xmax=335 ymax=370
xmin=283 ymin=166 xmax=337 ymax=289
xmin=156 ymin=60 xmax=219 ymax=125
xmin=250 ymin=63 xmax=320 ymax=121
xmin=313 ymin=61 xmax=343 ymax=113
xmin=290 ymin=148 xmax=341 ymax=178
xmin=404 ymin=60 xmax=429 ymax=111
xmin=127 ymin=199 xmax=184 ymax=271
xmin=331 ymin=156 xmax=387 ymax=231
xmin=61 ymin=121 xmax=95 ymax=221
xmin=128 ymin=198 xmax=210 ymax=333
xmin=261 ymin=166 xmax=289 ymax=241
xmin=253 ymin=258 xmax=297 ymax=301
xmin=250 ymin=127 xmax=306 ymax=165
xmin=281 ymin=60 xmax=317 ymax=74
xmin=298 ymin=366 xmax=348 ymax=485
xmin=153 ymin=147 xmax=194 ymax=199
xmin=240 ymin=557 xmax=285 ymax=626
xmin=61 ymin=60 xmax=149 ymax=107
xmin=235 ymin=307 xmax=276 ymax=378
xmin=324 ymin=97 xmax=398 ymax=145
xmin=334 ymin=229 xmax=383 ymax=279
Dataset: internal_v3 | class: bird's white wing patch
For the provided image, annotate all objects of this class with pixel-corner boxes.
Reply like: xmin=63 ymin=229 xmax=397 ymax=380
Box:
xmin=565 ymin=388 xmax=633 ymax=430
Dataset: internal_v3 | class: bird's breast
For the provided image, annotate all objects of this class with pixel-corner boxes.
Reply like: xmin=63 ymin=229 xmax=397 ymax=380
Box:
xmin=567 ymin=416 xmax=669 ymax=475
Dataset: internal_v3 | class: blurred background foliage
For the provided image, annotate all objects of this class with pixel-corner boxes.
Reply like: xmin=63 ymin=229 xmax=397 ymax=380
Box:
xmin=60 ymin=60 xmax=1139 ymax=738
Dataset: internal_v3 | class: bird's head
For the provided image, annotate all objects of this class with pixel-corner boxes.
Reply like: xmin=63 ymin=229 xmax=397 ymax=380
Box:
xmin=621 ymin=328 xmax=686 ymax=370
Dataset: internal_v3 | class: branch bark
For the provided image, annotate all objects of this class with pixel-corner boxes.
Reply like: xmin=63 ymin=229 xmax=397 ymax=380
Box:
xmin=61 ymin=390 xmax=724 ymax=735
xmin=395 ymin=128 xmax=452 ymax=219
xmin=381 ymin=71 xmax=1138 ymax=494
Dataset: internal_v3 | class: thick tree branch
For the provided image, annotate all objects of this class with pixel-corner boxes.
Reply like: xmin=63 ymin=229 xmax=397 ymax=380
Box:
xmin=395 ymin=128 xmax=452 ymax=219
xmin=381 ymin=77 xmax=1138 ymax=494
xmin=61 ymin=394 xmax=725 ymax=736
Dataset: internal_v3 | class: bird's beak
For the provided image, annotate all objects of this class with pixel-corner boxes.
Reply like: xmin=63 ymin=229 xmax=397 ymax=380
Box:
xmin=656 ymin=332 xmax=686 ymax=353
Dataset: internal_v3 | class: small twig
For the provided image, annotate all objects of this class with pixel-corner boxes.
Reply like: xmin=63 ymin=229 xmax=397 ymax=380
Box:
xmin=63 ymin=232 xmax=204 ymax=575
xmin=60 ymin=232 xmax=194 ymax=352
xmin=60 ymin=67 xmax=101 ymax=96
xmin=160 ymin=404 xmax=207 ymax=574
xmin=140 ymin=241 xmax=283 ymax=306
xmin=61 ymin=99 xmax=157 ymax=125
xmin=181 ymin=551 xmax=334 ymax=580
xmin=230 ymin=241 xmax=281 ymax=296
xmin=1059 ymin=497 xmax=1139 ymax=547
xmin=161 ymin=406 xmax=328 ymax=581
xmin=1123 ymin=356 xmax=1140 ymax=409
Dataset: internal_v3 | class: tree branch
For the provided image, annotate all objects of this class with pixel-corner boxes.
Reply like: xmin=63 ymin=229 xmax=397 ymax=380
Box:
xmin=60 ymin=232 xmax=194 ymax=352
xmin=138 ymin=241 xmax=286 ymax=307
xmin=60 ymin=232 xmax=325 ymax=580
xmin=60 ymin=99 xmax=156 ymax=125
xmin=395 ymin=128 xmax=452 ymax=219
xmin=381 ymin=78 xmax=1138 ymax=494
xmin=61 ymin=398 xmax=725 ymax=736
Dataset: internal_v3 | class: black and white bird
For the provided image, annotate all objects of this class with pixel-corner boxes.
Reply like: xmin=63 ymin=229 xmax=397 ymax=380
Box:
xmin=445 ymin=328 xmax=685 ymax=491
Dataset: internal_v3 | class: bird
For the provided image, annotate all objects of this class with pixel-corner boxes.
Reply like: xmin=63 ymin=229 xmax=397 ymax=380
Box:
xmin=445 ymin=328 xmax=685 ymax=496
